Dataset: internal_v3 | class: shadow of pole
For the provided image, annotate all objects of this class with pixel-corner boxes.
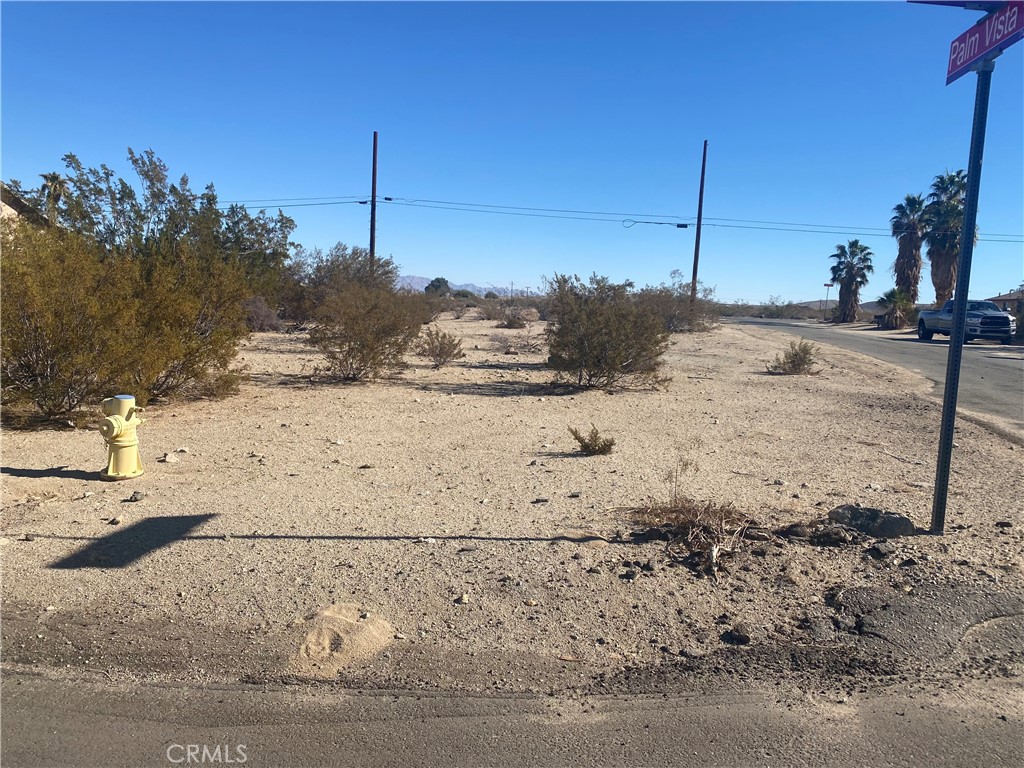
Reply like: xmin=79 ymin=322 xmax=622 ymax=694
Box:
xmin=48 ymin=515 xmax=217 ymax=569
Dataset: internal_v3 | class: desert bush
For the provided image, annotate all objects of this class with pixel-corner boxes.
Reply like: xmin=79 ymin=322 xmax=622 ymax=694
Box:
xmin=636 ymin=273 xmax=719 ymax=332
xmin=766 ymin=339 xmax=820 ymax=375
xmin=309 ymin=286 xmax=425 ymax=381
xmin=243 ymin=295 xmax=283 ymax=332
xmin=414 ymin=326 xmax=465 ymax=368
xmin=568 ymin=424 xmax=615 ymax=455
xmin=490 ymin=325 xmax=545 ymax=355
xmin=134 ymin=250 xmax=249 ymax=400
xmin=1 ymin=223 xmax=141 ymax=416
xmin=545 ymin=273 xmax=670 ymax=389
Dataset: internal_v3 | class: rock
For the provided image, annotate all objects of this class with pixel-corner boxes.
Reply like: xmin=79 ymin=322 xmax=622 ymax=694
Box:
xmin=899 ymin=558 xmax=918 ymax=568
xmin=568 ymin=491 xmax=582 ymax=499
xmin=109 ymin=517 xmax=122 ymax=526
xmin=587 ymin=566 xmax=603 ymax=575
xmin=524 ymin=599 xmax=539 ymax=607
xmin=772 ymin=479 xmax=786 ymax=486
xmin=17 ymin=534 xmax=34 ymax=542
xmin=455 ymin=593 xmax=470 ymax=605
xmin=721 ymin=624 xmax=752 ymax=645
xmin=531 ymin=497 xmax=550 ymax=504
xmin=639 ymin=560 xmax=656 ymax=573
xmin=995 ymin=521 xmax=1012 ymax=529
xmin=175 ymin=447 xmax=190 ymax=453
xmin=866 ymin=483 xmax=883 ymax=491
xmin=866 ymin=541 xmax=897 ymax=559
xmin=158 ymin=453 xmax=179 ymax=463
xmin=778 ymin=523 xmax=815 ymax=539
xmin=393 ymin=632 xmax=406 ymax=640
xmin=827 ymin=505 xmax=915 ymax=538
xmin=126 ymin=491 xmax=147 ymax=503
xmin=619 ymin=569 xmax=639 ymax=581
xmin=44 ymin=605 xmax=56 ymax=612
xmin=357 ymin=464 xmax=374 ymax=470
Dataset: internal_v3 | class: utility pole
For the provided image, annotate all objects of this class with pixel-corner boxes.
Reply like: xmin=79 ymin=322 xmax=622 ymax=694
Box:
xmin=369 ymin=131 xmax=378 ymax=277
xmin=689 ymin=140 xmax=708 ymax=309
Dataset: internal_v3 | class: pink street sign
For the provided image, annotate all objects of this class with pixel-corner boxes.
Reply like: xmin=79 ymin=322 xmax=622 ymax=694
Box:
xmin=947 ymin=0 xmax=1024 ymax=84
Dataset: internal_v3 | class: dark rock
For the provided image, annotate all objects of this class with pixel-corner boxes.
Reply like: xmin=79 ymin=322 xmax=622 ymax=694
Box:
xmin=619 ymin=569 xmax=638 ymax=581
xmin=778 ymin=523 xmax=815 ymax=540
xmin=866 ymin=541 xmax=897 ymax=559
xmin=828 ymin=505 xmax=915 ymax=538
xmin=587 ymin=566 xmax=603 ymax=575
xmin=639 ymin=560 xmax=656 ymax=573
xmin=721 ymin=624 xmax=752 ymax=645
xmin=899 ymin=558 xmax=918 ymax=568
xmin=995 ymin=521 xmax=1012 ymax=529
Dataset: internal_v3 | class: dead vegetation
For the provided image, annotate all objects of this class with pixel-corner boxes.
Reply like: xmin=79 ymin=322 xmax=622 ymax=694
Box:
xmin=568 ymin=424 xmax=615 ymax=455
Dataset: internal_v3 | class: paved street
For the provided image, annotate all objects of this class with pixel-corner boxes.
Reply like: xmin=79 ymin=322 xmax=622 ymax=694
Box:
xmin=2 ymin=672 xmax=1020 ymax=768
xmin=728 ymin=318 xmax=1024 ymax=434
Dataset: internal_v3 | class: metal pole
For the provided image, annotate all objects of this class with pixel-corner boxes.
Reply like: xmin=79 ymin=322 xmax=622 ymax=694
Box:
xmin=931 ymin=60 xmax=994 ymax=534
xmin=369 ymin=131 xmax=378 ymax=274
xmin=689 ymin=139 xmax=708 ymax=308
xmin=824 ymin=284 xmax=831 ymax=321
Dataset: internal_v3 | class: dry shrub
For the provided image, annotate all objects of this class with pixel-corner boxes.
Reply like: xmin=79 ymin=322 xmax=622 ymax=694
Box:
xmin=309 ymin=286 xmax=425 ymax=381
xmin=546 ymin=274 xmax=670 ymax=390
xmin=568 ymin=424 xmax=615 ymax=455
xmin=414 ymin=325 xmax=465 ymax=368
xmin=632 ymin=498 xmax=753 ymax=581
xmin=489 ymin=325 xmax=545 ymax=355
xmin=766 ymin=339 xmax=820 ymax=375
xmin=244 ymin=296 xmax=283 ymax=331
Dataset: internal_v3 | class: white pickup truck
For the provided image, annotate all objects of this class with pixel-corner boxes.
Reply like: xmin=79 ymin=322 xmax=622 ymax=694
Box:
xmin=917 ymin=299 xmax=1016 ymax=345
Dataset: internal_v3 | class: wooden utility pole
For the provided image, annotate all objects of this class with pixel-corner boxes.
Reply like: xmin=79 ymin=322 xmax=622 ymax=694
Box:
xmin=369 ymin=131 xmax=378 ymax=275
xmin=689 ymin=140 xmax=708 ymax=308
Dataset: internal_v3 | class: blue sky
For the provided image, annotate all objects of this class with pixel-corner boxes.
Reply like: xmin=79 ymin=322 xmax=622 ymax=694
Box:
xmin=2 ymin=1 xmax=1022 ymax=303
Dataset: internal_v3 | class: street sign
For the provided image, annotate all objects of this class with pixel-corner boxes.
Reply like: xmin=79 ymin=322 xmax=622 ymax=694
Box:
xmin=947 ymin=0 xmax=1023 ymax=84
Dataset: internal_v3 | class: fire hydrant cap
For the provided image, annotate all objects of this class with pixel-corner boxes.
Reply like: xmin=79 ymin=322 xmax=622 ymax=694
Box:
xmin=100 ymin=415 xmax=125 ymax=440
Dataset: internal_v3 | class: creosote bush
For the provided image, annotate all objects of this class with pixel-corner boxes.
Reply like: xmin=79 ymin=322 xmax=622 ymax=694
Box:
xmin=766 ymin=339 xmax=820 ymax=375
xmin=1 ymin=221 xmax=248 ymax=416
xmin=546 ymin=273 xmax=670 ymax=389
xmin=309 ymin=286 xmax=425 ymax=381
xmin=244 ymin=296 xmax=283 ymax=332
xmin=568 ymin=424 xmax=615 ymax=455
xmin=414 ymin=326 xmax=465 ymax=368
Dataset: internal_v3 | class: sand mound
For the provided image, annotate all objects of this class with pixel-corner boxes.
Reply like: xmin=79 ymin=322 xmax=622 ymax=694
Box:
xmin=288 ymin=603 xmax=393 ymax=679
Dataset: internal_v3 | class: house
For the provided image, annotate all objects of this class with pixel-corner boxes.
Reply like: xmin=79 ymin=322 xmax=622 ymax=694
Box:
xmin=986 ymin=288 xmax=1024 ymax=313
xmin=0 ymin=181 xmax=50 ymax=227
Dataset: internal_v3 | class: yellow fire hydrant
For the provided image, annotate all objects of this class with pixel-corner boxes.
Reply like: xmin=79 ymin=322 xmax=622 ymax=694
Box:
xmin=99 ymin=395 xmax=144 ymax=481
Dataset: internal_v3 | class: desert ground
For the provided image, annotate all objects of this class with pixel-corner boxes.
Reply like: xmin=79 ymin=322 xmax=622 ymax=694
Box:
xmin=2 ymin=316 xmax=1022 ymax=709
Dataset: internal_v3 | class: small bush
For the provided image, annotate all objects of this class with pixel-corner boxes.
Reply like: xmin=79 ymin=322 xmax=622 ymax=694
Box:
xmin=490 ymin=326 xmax=545 ymax=355
xmin=414 ymin=326 xmax=465 ymax=368
xmin=309 ymin=286 xmax=425 ymax=381
xmin=568 ymin=424 xmax=615 ymax=455
xmin=244 ymin=296 xmax=283 ymax=332
xmin=766 ymin=339 xmax=819 ymax=375
xmin=546 ymin=274 xmax=670 ymax=389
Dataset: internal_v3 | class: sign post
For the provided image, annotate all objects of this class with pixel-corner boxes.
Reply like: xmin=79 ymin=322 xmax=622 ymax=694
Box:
xmin=928 ymin=0 xmax=1021 ymax=534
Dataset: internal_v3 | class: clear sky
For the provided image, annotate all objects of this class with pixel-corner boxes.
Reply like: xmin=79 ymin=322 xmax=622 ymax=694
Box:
xmin=2 ymin=1 xmax=1022 ymax=303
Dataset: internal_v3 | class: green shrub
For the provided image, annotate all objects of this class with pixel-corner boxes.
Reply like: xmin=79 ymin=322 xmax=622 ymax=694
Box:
xmin=766 ymin=339 xmax=820 ymax=375
xmin=309 ymin=286 xmax=425 ymax=381
xmin=568 ymin=424 xmax=615 ymax=455
xmin=545 ymin=274 xmax=670 ymax=389
xmin=636 ymin=274 xmax=719 ymax=333
xmin=1 ymin=223 xmax=141 ymax=416
xmin=414 ymin=325 xmax=465 ymax=368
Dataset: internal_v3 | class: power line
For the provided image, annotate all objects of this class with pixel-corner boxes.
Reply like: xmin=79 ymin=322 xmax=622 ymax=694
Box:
xmin=382 ymin=196 xmax=686 ymax=220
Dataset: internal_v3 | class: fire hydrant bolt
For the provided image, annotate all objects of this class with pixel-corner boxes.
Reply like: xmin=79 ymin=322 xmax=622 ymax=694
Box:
xmin=99 ymin=395 xmax=144 ymax=481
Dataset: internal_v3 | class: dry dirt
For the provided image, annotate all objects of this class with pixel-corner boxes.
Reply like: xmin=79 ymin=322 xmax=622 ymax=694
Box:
xmin=2 ymin=316 xmax=1022 ymax=702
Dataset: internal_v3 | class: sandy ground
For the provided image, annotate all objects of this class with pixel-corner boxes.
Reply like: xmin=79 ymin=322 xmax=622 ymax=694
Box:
xmin=2 ymin=316 xmax=1022 ymax=701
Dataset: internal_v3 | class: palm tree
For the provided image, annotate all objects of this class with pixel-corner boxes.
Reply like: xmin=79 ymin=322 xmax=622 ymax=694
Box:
xmin=877 ymin=288 xmax=915 ymax=330
xmin=890 ymin=194 xmax=926 ymax=304
xmin=924 ymin=170 xmax=967 ymax=306
xmin=829 ymin=240 xmax=874 ymax=323
xmin=39 ymin=172 xmax=68 ymax=225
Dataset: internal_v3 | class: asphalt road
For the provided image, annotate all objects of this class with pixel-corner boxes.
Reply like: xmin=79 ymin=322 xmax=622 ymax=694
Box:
xmin=729 ymin=318 xmax=1024 ymax=434
xmin=2 ymin=672 xmax=1020 ymax=768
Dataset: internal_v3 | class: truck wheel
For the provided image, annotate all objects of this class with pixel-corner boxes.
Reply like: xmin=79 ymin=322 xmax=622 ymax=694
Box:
xmin=917 ymin=321 xmax=933 ymax=341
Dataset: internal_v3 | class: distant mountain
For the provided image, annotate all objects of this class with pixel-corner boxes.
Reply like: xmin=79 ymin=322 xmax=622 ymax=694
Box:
xmin=397 ymin=275 xmax=515 ymax=297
